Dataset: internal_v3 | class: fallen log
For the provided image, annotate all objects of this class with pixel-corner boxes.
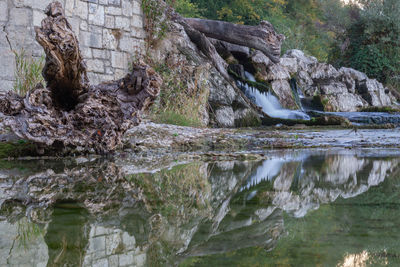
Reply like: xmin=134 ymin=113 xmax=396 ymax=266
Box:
xmin=171 ymin=12 xmax=268 ymax=118
xmin=0 ymin=2 xmax=161 ymax=153
xmin=183 ymin=18 xmax=284 ymax=64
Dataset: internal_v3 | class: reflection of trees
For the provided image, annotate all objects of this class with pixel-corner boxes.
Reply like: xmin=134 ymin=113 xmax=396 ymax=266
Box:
xmin=45 ymin=207 xmax=89 ymax=267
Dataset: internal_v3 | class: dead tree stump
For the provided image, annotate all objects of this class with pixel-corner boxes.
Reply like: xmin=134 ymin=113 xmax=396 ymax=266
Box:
xmin=0 ymin=2 xmax=161 ymax=153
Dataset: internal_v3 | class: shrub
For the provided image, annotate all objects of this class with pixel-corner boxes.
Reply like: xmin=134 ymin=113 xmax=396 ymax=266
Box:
xmin=337 ymin=0 xmax=400 ymax=90
xmin=149 ymin=63 xmax=208 ymax=128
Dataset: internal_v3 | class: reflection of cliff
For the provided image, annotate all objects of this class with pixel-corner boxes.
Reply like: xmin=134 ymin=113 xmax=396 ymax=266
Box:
xmin=0 ymin=150 xmax=399 ymax=266
xmin=0 ymin=157 xmax=280 ymax=266
xmin=240 ymin=151 xmax=400 ymax=218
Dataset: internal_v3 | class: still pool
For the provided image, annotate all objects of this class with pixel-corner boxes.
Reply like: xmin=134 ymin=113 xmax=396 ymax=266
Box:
xmin=1 ymin=149 xmax=400 ymax=266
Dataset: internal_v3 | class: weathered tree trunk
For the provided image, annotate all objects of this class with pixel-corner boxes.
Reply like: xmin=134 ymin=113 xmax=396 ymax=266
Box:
xmin=35 ymin=2 xmax=89 ymax=111
xmin=0 ymin=2 xmax=161 ymax=153
xmin=183 ymin=18 xmax=284 ymax=64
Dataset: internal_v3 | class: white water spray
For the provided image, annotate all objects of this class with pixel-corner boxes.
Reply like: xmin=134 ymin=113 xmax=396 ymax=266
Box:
xmin=240 ymin=72 xmax=310 ymax=120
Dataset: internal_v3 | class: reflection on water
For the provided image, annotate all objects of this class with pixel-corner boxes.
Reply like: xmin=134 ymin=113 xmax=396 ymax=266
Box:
xmin=0 ymin=150 xmax=400 ymax=266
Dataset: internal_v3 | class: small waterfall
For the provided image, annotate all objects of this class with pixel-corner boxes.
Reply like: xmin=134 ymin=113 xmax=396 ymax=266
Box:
xmin=289 ymin=78 xmax=305 ymax=109
xmin=239 ymin=72 xmax=310 ymax=120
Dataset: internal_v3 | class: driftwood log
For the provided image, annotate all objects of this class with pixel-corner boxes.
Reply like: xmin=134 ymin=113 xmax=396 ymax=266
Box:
xmin=171 ymin=11 xmax=270 ymax=117
xmin=0 ymin=2 xmax=161 ymax=153
xmin=183 ymin=18 xmax=284 ymax=64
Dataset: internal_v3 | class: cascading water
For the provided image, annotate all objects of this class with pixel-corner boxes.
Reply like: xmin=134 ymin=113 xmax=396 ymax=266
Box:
xmin=239 ymin=72 xmax=310 ymax=120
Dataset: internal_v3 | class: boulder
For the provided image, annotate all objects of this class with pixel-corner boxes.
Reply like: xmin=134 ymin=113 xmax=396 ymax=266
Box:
xmin=214 ymin=106 xmax=235 ymax=127
xmin=208 ymin=71 xmax=237 ymax=106
xmin=267 ymin=50 xmax=398 ymax=112
xmin=339 ymin=67 xmax=368 ymax=82
xmin=297 ymin=70 xmax=314 ymax=89
xmin=310 ymin=63 xmax=340 ymax=81
xmin=319 ymin=82 xmax=348 ymax=95
xmin=271 ymin=80 xmax=297 ymax=109
xmin=322 ymin=94 xmax=367 ymax=112
xmin=357 ymin=79 xmax=394 ymax=107
xmin=251 ymin=50 xmax=272 ymax=79
xmin=283 ymin=49 xmax=317 ymax=71
xmin=265 ymin=63 xmax=291 ymax=81
xmin=280 ymin=57 xmax=298 ymax=74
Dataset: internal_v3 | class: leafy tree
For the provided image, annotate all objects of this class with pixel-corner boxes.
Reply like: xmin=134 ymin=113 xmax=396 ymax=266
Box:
xmin=338 ymin=0 xmax=400 ymax=86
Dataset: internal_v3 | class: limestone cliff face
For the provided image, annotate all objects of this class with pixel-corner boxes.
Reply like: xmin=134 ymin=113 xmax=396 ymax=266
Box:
xmin=149 ymin=22 xmax=260 ymax=128
xmin=259 ymin=49 xmax=397 ymax=112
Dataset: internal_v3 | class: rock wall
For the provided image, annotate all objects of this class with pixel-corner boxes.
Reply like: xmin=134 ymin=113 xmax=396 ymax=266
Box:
xmin=254 ymin=49 xmax=397 ymax=112
xmin=0 ymin=0 xmax=146 ymax=91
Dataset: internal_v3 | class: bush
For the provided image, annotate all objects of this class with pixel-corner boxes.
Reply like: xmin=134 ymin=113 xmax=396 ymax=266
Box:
xmin=167 ymin=0 xmax=201 ymax=17
xmin=336 ymin=0 xmax=400 ymax=89
xmin=149 ymin=63 xmax=208 ymax=128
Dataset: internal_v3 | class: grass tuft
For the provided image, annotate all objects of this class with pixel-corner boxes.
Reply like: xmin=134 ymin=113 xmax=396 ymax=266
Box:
xmin=149 ymin=63 xmax=209 ymax=128
xmin=13 ymin=49 xmax=45 ymax=96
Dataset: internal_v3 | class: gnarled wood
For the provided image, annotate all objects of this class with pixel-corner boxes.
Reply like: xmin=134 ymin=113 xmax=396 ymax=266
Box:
xmin=184 ymin=18 xmax=284 ymax=64
xmin=0 ymin=2 xmax=161 ymax=153
xmin=35 ymin=2 xmax=89 ymax=110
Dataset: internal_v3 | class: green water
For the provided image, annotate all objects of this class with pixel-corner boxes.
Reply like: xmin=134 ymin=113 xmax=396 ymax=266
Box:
xmin=1 ymin=149 xmax=400 ymax=266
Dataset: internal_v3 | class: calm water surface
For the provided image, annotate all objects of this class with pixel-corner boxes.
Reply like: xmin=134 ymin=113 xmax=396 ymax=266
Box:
xmin=1 ymin=149 xmax=400 ymax=266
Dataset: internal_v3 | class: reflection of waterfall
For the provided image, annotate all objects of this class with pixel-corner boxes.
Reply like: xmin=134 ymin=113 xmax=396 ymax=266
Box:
xmin=240 ymin=159 xmax=284 ymax=192
xmin=237 ymin=151 xmax=400 ymax=217
xmin=238 ymin=72 xmax=310 ymax=120
xmin=240 ymin=154 xmax=308 ymax=193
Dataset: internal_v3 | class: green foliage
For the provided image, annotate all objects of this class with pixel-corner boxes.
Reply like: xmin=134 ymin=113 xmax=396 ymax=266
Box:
xmin=149 ymin=63 xmax=208 ymax=128
xmin=151 ymin=110 xmax=202 ymax=127
xmin=359 ymin=106 xmax=400 ymax=113
xmin=13 ymin=50 xmax=44 ymax=96
xmin=167 ymin=0 xmax=202 ymax=17
xmin=351 ymin=45 xmax=392 ymax=81
xmin=141 ymin=0 xmax=169 ymax=48
xmin=336 ymin=0 xmax=400 ymax=88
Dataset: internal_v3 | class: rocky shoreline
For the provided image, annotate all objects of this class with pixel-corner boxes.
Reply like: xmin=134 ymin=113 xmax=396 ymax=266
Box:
xmin=0 ymin=121 xmax=398 ymax=160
